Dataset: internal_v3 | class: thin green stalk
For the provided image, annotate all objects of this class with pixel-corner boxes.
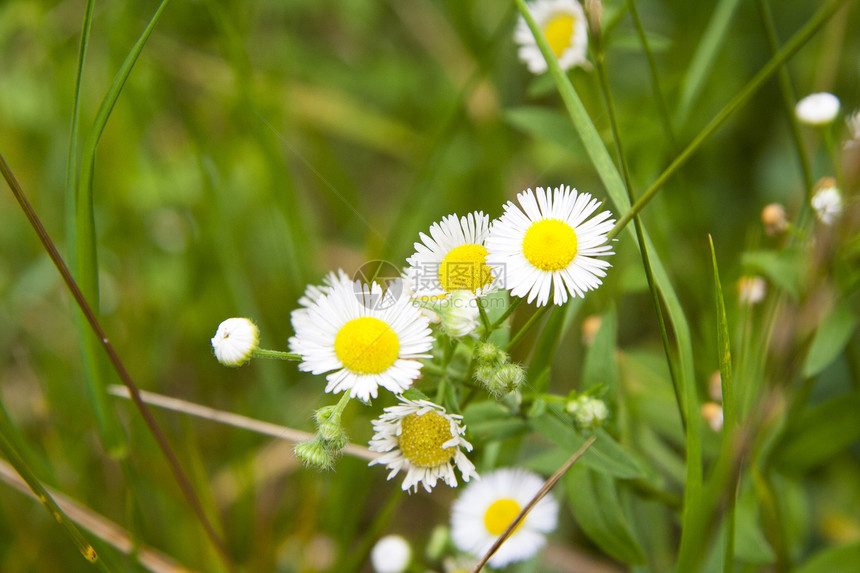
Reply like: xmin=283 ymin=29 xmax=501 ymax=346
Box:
xmin=609 ymin=0 xmax=849 ymax=241
xmin=490 ymin=297 xmax=523 ymax=332
xmin=756 ymin=0 xmax=814 ymax=195
xmin=0 ymin=154 xmax=237 ymax=573
xmin=0 ymin=431 xmax=110 ymax=572
xmin=252 ymin=348 xmax=302 ymax=361
xmin=506 ymin=305 xmax=551 ymax=352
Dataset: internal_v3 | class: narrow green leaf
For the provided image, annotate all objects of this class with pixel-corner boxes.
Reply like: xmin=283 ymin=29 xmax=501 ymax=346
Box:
xmin=676 ymin=0 xmax=744 ymax=126
xmin=802 ymin=299 xmax=859 ymax=378
xmin=795 ymin=542 xmax=860 ymax=573
xmin=530 ymin=412 xmax=642 ymax=479
xmin=771 ymin=392 xmax=860 ymax=471
xmin=565 ymin=464 xmax=647 ymax=565
xmin=526 ymin=299 xmax=582 ymax=393
xmin=503 ymin=106 xmax=582 ymax=149
xmin=462 ymin=400 xmax=530 ymax=441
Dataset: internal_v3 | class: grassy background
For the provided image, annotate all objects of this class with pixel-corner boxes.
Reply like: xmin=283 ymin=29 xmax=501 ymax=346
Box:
xmin=1 ymin=0 xmax=858 ymax=571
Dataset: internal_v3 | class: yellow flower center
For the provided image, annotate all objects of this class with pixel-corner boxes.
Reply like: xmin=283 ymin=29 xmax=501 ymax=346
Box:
xmin=522 ymin=218 xmax=578 ymax=271
xmin=398 ymin=411 xmax=455 ymax=467
xmin=334 ymin=317 xmax=399 ymax=374
xmin=543 ymin=13 xmax=576 ymax=58
xmin=438 ymin=244 xmax=494 ymax=293
xmin=484 ymin=498 xmax=523 ymax=536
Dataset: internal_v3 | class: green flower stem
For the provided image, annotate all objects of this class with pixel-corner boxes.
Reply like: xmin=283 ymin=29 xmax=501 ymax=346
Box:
xmin=252 ymin=348 xmax=302 ymax=361
xmin=506 ymin=305 xmax=551 ymax=352
xmin=608 ymin=0 xmax=848 ymax=241
xmin=490 ymin=297 xmax=523 ymax=332
xmin=0 ymin=431 xmax=110 ymax=572
xmin=332 ymin=391 xmax=351 ymax=418
xmin=477 ymin=301 xmax=492 ymax=336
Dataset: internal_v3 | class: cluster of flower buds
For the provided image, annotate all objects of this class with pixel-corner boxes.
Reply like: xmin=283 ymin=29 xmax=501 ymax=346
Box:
xmin=295 ymin=396 xmax=350 ymax=469
xmin=473 ymin=341 xmax=525 ymax=399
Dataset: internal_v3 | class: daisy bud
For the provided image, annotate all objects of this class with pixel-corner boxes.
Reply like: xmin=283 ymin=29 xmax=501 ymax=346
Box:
xmin=211 ymin=318 xmax=259 ymax=367
xmin=709 ymin=370 xmax=723 ymax=402
xmin=701 ymin=402 xmax=724 ymax=432
xmin=811 ymin=178 xmax=843 ymax=225
xmin=474 ymin=341 xmax=508 ymax=366
xmin=581 ymin=314 xmax=602 ymax=346
xmin=370 ymin=535 xmax=412 ymax=573
xmin=496 ymin=363 xmax=525 ymax=393
xmin=314 ymin=409 xmax=348 ymax=448
xmin=294 ymin=437 xmax=334 ymax=470
xmin=439 ymin=290 xmax=481 ymax=338
xmin=737 ymin=276 xmax=766 ymax=306
xmin=566 ymin=395 xmax=608 ymax=430
xmin=761 ymin=203 xmax=788 ymax=235
xmin=795 ymin=92 xmax=840 ymax=126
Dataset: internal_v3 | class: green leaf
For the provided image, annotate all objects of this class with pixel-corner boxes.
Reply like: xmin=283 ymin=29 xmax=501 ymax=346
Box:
xmin=795 ymin=542 xmax=860 ymax=573
xmin=565 ymin=464 xmax=647 ymax=565
xmin=771 ymin=392 xmax=860 ymax=471
xmin=526 ymin=299 xmax=582 ymax=393
xmin=582 ymin=305 xmax=618 ymax=393
xmin=503 ymin=106 xmax=583 ymax=150
xmin=802 ymin=299 xmax=859 ymax=378
xmin=462 ymin=401 xmax=529 ymax=442
xmin=530 ymin=412 xmax=642 ymax=479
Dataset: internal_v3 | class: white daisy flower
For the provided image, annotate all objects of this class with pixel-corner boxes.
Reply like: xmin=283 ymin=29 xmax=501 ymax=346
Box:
xmin=371 ymin=534 xmax=412 ymax=573
xmin=515 ymin=0 xmax=589 ymax=74
xmin=211 ymin=318 xmax=259 ymax=367
xmin=406 ymin=212 xmax=495 ymax=299
xmin=289 ymin=279 xmax=433 ymax=402
xmin=450 ymin=468 xmax=559 ymax=568
xmin=795 ymin=92 xmax=840 ymax=126
xmin=486 ymin=185 xmax=615 ymax=307
xmin=369 ymin=397 xmax=478 ymax=494
xmin=811 ymin=179 xmax=843 ymax=225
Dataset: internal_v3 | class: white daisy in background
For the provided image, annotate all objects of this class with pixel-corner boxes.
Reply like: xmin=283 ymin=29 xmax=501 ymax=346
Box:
xmin=811 ymin=178 xmax=843 ymax=225
xmin=370 ymin=534 xmax=412 ymax=573
xmin=289 ymin=279 xmax=433 ymax=402
xmin=406 ymin=212 xmax=495 ymax=299
xmin=451 ymin=467 xmax=559 ymax=568
xmin=211 ymin=318 xmax=259 ymax=367
xmin=486 ymin=186 xmax=615 ymax=306
xmin=369 ymin=397 xmax=478 ymax=493
xmin=795 ymin=92 xmax=840 ymax=126
xmin=514 ymin=0 xmax=589 ymax=74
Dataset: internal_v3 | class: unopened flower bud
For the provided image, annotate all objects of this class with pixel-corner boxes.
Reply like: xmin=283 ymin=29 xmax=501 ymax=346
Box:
xmin=496 ymin=363 xmax=525 ymax=393
xmin=701 ymin=402 xmax=724 ymax=432
xmin=474 ymin=341 xmax=508 ymax=366
xmin=567 ymin=396 xmax=609 ymax=430
xmin=811 ymin=178 xmax=843 ymax=225
xmin=440 ymin=290 xmax=480 ymax=338
xmin=795 ymin=92 xmax=840 ymax=126
xmin=370 ymin=534 xmax=412 ymax=573
xmin=761 ymin=203 xmax=787 ymax=235
xmin=211 ymin=318 xmax=259 ymax=367
xmin=738 ymin=276 xmax=766 ymax=306
xmin=581 ymin=314 xmax=602 ymax=347
xmin=294 ymin=437 xmax=335 ymax=470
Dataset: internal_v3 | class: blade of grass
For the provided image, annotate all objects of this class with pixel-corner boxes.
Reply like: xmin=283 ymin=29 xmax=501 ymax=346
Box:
xmin=709 ymin=236 xmax=738 ymax=573
xmin=0 ymin=431 xmax=109 ymax=571
xmin=0 ymin=154 xmax=237 ymax=573
xmin=609 ymin=0 xmax=848 ymax=240
xmin=0 ymin=458 xmax=193 ymax=573
xmin=73 ymin=0 xmax=175 ymax=458
xmin=675 ymin=0 xmax=744 ymax=127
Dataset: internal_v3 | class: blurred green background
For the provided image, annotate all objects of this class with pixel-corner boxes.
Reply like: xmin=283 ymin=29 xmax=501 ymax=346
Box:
xmin=1 ymin=0 xmax=858 ymax=571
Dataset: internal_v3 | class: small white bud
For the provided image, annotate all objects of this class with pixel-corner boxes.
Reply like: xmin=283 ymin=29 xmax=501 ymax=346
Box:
xmin=567 ymin=396 xmax=609 ymax=430
xmin=811 ymin=178 xmax=843 ymax=225
xmin=211 ymin=318 xmax=259 ymax=367
xmin=795 ymin=92 xmax=840 ymax=126
xmin=761 ymin=203 xmax=788 ymax=235
xmin=701 ymin=402 xmax=724 ymax=432
xmin=439 ymin=290 xmax=481 ymax=338
xmin=737 ymin=276 xmax=766 ymax=306
xmin=370 ymin=535 xmax=411 ymax=573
